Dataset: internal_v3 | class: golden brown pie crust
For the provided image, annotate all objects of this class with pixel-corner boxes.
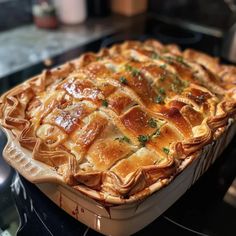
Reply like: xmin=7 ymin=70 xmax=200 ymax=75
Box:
xmin=1 ymin=40 xmax=236 ymax=203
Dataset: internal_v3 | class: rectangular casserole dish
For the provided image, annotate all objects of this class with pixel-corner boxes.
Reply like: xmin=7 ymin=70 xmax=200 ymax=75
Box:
xmin=1 ymin=40 xmax=236 ymax=235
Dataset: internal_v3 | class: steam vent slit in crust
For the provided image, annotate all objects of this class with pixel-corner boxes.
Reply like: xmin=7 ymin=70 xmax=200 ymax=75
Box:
xmin=1 ymin=39 xmax=236 ymax=204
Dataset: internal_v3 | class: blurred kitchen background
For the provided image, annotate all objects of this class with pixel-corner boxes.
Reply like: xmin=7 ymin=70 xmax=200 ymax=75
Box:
xmin=0 ymin=0 xmax=236 ymax=80
xmin=1 ymin=1 xmax=236 ymax=236
xmin=1 ymin=0 xmax=236 ymax=32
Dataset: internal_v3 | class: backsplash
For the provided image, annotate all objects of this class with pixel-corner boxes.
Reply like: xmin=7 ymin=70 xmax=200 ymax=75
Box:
xmin=0 ymin=0 xmax=32 ymax=32
xmin=148 ymin=0 xmax=236 ymax=32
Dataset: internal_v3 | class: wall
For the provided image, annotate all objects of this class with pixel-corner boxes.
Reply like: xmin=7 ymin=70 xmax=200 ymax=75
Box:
xmin=148 ymin=0 xmax=236 ymax=31
xmin=0 ymin=0 xmax=32 ymax=32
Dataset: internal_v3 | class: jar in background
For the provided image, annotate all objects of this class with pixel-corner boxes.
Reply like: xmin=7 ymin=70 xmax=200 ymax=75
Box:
xmin=32 ymin=0 xmax=58 ymax=29
xmin=54 ymin=0 xmax=87 ymax=25
xmin=111 ymin=0 xmax=147 ymax=16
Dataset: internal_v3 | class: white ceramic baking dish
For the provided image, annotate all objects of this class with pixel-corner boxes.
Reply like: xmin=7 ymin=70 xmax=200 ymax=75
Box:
xmin=2 ymin=119 xmax=236 ymax=236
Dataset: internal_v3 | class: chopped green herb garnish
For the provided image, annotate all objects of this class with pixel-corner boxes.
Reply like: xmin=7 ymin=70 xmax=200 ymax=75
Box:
xmin=164 ymin=56 xmax=174 ymax=63
xmin=96 ymin=57 xmax=102 ymax=61
xmin=102 ymin=100 xmax=108 ymax=107
xmin=163 ymin=55 xmax=191 ymax=68
xmin=171 ymin=84 xmax=181 ymax=93
xmin=163 ymin=147 xmax=170 ymax=155
xmin=170 ymin=76 xmax=189 ymax=94
xmin=122 ymin=136 xmax=130 ymax=143
xmin=159 ymin=74 xmax=166 ymax=82
xmin=119 ymin=77 xmax=127 ymax=84
xmin=160 ymin=64 xmax=167 ymax=69
xmin=173 ymin=76 xmax=181 ymax=85
xmin=151 ymin=52 xmax=160 ymax=59
xmin=138 ymin=135 xmax=149 ymax=146
xmin=182 ymin=80 xmax=190 ymax=87
xmin=156 ymin=156 xmax=165 ymax=164
xmin=176 ymin=56 xmax=191 ymax=68
xmin=125 ymin=64 xmax=141 ymax=77
xmin=155 ymin=95 xmax=165 ymax=104
xmin=176 ymin=56 xmax=184 ymax=63
xmin=161 ymin=48 xmax=169 ymax=53
xmin=125 ymin=64 xmax=132 ymax=71
xmin=115 ymin=136 xmax=130 ymax=143
xmin=148 ymin=118 xmax=157 ymax=128
xmin=131 ymin=68 xmax=141 ymax=77
xmin=159 ymin=88 xmax=166 ymax=95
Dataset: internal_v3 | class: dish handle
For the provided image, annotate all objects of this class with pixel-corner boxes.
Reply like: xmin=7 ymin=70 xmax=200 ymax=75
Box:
xmin=3 ymin=138 xmax=64 ymax=184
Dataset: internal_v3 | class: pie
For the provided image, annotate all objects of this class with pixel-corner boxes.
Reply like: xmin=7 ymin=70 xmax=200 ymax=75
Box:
xmin=1 ymin=40 xmax=236 ymax=203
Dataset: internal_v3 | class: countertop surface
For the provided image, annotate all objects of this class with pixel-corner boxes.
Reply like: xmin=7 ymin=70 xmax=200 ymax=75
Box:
xmin=0 ymin=15 xmax=133 ymax=79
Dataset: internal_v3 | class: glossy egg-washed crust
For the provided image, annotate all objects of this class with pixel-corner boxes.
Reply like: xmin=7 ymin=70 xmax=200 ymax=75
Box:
xmin=1 ymin=40 xmax=236 ymax=204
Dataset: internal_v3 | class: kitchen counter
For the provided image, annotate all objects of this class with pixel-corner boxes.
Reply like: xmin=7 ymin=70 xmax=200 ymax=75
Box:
xmin=0 ymin=15 xmax=134 ymax=78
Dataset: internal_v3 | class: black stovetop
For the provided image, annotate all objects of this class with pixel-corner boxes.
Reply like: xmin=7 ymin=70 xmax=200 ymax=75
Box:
xmin=0 ymin=15 xmax=236 ymax=236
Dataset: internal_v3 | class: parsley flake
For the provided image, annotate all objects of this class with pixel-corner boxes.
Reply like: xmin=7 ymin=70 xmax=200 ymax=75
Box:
xmin=102 ymin=100 xmax=108 ymax=107
xmin=159 ymin=74 xmax=166 ymax=82
xmin=115 ymin=136 xmax=130 ymax=143
xmin=171 ymin=84 xmax=180 ymax=93
xmin=164 ymin=56 xmax=174 ymax=64
xmin=138 ymin=135 xmax=149 ymax=146
xmin=161 ymin=48 xmax=169 ymax=53
xmin=125 ymin=64 xmax=141 ymax=77
xmin=171 ymin=76 xmax=189 ymax=94
xmin=160 ymin=64 xmax=167 ymax=69
xmin=183 ymin=80 xmax=190 ymax=87
xmin=148 ymin=118 xmax=157 ymax=128
xmin=132 ymin=68 xmax=141 ymax=77
xmin=176 ymin=56 xmax=191 ymax=68
xmin=125 ymin=64 xmax=133 ymax=71
xmin=159 ymin=88 xmax=166 ymax=95
xmin=173 ymin=76 xmax=181 ymax=85
xmin=163 ymin=147 xmax=170 ymax=155
xmin=155 ymin=95 xmax=165 ymax=104
xmin=119 ymin=77 xmax=127 ymax=84
xmin=151 ymin=52 xmax=160 ymax=59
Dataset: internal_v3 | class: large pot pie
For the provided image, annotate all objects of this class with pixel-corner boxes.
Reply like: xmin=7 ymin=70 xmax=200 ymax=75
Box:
xmin=1 ymin=40 xmax=236 ymax=204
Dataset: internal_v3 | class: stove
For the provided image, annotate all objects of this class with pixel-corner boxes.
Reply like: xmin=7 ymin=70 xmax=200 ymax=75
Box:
xmin=0 ymin=15 xmax=236 ymax=236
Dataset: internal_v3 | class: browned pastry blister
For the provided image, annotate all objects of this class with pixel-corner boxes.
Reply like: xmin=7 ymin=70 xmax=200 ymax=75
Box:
xmin=1 ymin=39 xmax=236 ymax=204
